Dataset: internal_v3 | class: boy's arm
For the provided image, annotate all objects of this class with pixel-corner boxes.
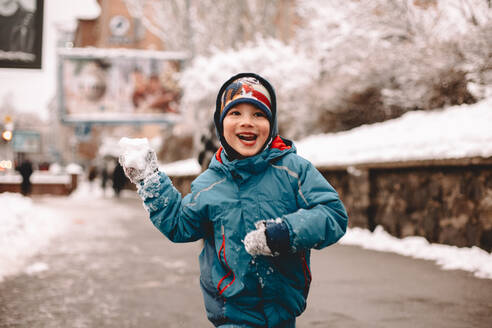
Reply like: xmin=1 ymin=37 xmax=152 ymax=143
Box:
xmin=137 ymin=171 xmax=207 ymax=243
xmin=281 ymin=160 xmax=348 ymax=251
xmin=117 ymin=139 xmax=206 ymax=243
xmin=245 ymin=159 xmax=348 ymax=256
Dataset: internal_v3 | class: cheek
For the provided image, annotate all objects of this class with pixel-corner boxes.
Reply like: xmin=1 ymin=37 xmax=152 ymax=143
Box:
xmin=260 ymin=121 xmax=271 ymax=137
xmin=222 ymin=121 xmax=235 ymax=141
xmin=222 ymin=120 xmax=232 ymax=135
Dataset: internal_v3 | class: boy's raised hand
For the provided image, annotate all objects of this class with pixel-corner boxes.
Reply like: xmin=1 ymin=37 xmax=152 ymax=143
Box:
xmin=118 ymin=137 xmax=159 ymax=184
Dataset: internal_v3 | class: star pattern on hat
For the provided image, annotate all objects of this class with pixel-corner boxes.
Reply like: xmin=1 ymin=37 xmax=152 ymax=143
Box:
xmin=239 ymin=85 xmax=255 ymax=99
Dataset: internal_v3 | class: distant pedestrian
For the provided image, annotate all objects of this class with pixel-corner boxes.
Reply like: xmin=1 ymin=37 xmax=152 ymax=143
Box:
xmin=112 ymin=161 xmax=126 ymax=197
xmin=119 ymin=73 xmax=348 ymax=327
xmin=101 ymin=161 xmax=109 ymax=195
xmin=88 ymin=165 xmax=97 ymax=189
xmin=16 ymin=157 xmax=33 ymax=196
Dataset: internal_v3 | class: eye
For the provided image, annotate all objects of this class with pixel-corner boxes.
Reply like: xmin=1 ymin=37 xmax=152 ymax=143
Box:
xmin=228 ymin=110 xmax=241 ymax=116
xmin=254 ymin=111 xmax=266 ymax=117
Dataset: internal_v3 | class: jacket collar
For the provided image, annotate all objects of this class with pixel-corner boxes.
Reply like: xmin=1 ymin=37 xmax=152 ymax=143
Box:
xmin=210 ymin=136 xmax=295 ymax=182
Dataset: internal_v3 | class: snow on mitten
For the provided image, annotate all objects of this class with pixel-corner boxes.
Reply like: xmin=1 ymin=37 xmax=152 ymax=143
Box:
xmin=244 ymin=221 xmax=273 ymax=256
xmin=118 ymin=137 xmax=158 ymax=184
xmin=244 ymin=219 xmax=291 ymax=257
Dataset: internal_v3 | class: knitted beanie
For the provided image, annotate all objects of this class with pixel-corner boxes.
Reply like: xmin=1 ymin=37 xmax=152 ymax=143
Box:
xmin=214 ymin=73 xmax=278 ymax=159
xmin=219 ymin=77 xmax=272 ymax=124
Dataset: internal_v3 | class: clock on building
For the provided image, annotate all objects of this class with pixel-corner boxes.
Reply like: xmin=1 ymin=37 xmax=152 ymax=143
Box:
xmin=109 ymin=15 xmax=130 ymax=37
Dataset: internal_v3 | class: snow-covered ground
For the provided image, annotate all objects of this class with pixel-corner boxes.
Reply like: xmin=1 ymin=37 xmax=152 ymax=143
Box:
xmin=340 ymin=227 xmax=492 ymax=280
xmin=0 ymin=193 xmax=72 ymax=282
xmin=1 ymin=180 xmax=491 ymax=282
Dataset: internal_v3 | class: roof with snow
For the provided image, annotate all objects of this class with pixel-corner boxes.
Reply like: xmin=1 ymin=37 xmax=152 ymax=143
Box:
xmin=57 ymin=47 xmax=189 ymax=60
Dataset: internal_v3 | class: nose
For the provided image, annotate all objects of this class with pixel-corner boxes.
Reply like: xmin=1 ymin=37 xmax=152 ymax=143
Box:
xmin=239 ymin=114 xmax=254 ymax=126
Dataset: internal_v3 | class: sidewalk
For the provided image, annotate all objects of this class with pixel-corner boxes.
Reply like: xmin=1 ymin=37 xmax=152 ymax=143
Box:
xmin=1 ymin=194 xmax=491 ymax=328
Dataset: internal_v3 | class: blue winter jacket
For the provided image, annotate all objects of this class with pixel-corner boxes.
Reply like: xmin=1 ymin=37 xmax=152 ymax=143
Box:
xmin=137 ymin=137 xmax=348 ymax=327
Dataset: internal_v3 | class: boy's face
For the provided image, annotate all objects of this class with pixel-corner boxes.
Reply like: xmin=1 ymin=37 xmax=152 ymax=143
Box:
xmin=222 ymin=103 xmax=270 ymax=159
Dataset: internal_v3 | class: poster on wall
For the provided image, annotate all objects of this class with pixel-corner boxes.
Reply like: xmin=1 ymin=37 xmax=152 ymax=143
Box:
xmin=58 ymin=48 xmax=188 ymax=124
xmin=0 ymin=0 xmax=44 ymax=69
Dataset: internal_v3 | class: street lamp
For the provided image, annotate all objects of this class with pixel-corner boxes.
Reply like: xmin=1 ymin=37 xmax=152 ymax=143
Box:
xmin=2 ymin=115 xmax=14 ymax=142
xmin=1 ymin=130 xmax=13 ymax=141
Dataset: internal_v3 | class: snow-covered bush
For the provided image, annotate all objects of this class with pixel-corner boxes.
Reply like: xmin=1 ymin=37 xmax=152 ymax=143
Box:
xmin=178 ymin=38 xmax=319 ymax=146
xmin=294 ymin=0 xmax=489 ymax=134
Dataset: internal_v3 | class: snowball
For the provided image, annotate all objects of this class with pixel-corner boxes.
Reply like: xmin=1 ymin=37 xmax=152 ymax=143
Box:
xmin=118 ymin=137 xmax=151 ymax=170
xmin=244 ymin=224 xmax=272 ymax=256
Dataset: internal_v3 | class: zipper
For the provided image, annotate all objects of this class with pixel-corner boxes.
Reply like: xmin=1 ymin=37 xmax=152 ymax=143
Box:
xmin=301 ymin=252 xmax=312 ymax=290
xmin=217 ymin=224 xmax=235 ymax=295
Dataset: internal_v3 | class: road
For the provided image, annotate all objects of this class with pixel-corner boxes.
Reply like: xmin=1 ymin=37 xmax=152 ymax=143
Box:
xmin=1 ymin=193 xmax=491 ymax=328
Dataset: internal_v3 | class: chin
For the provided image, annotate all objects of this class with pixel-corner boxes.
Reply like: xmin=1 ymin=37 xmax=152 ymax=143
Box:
xmin=237 ymin=148 xmax=260 ymax=158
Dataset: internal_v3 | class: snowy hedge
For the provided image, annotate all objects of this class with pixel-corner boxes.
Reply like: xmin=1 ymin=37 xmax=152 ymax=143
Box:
xmin=178 ymin=38 xmax=319 ymax=144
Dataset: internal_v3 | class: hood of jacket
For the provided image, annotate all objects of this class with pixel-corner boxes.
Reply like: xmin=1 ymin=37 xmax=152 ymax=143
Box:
xmin=214 ymin=72 xmax=278 ymax=160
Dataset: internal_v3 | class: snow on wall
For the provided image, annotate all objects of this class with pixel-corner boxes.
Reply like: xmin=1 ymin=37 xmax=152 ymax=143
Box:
xmin=296 ymin=97 xmax=492 ymax=167
xmin=0 ymin=172 xmax=75 ymax=184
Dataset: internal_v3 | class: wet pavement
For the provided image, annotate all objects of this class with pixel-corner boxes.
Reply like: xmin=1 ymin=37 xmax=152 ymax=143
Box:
xmin=1 ymin=193 xmax=491 ymax=327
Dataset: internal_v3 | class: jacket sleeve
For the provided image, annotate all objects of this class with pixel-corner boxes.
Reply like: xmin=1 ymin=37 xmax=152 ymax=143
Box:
xmin=281 ymin=159 xmax=348 ymax=251
xmin=137 ymin=171 xmax=207 ymax=243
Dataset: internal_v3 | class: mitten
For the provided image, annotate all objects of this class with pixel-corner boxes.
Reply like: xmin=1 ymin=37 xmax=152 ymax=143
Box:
xmin=244 ymin=219 xmax=290 ymax=256
xmin=118 ymin=137 xmax=159 ymax=184
xmin=244 ymin=221 xmax=272 ymax=256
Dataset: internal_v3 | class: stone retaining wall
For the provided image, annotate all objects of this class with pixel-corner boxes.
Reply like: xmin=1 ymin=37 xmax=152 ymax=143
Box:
xmin=319 ymin=160 xmax=492 ymax=252
xmin=368 ymin=166 xmax=492 ymax=251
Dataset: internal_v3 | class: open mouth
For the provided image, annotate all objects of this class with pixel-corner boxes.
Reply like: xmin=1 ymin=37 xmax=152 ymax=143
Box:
xmin=237 ymin=133 xmax=257 ymax=142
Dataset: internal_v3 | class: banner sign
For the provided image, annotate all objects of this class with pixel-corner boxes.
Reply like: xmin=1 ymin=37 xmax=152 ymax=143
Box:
xmin=0 ymin=0 xmax=44 ymax=69
xmin=57 ymin=48 xmax=188 ymax=124
xmin=12 ymin=130 xmax=41 ymax=153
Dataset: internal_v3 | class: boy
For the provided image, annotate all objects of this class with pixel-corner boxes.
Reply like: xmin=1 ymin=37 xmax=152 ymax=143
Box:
xmin=119 ymin=72 xmax=348 ymax=327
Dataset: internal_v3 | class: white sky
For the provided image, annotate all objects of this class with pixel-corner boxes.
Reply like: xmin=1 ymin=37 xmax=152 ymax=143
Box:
xmin=0 ymin=0 xmax=100 ymax=120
